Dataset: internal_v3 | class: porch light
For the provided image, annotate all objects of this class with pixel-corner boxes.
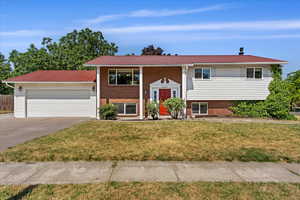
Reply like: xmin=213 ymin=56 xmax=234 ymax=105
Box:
xmin=18 ymin=86 xmax=23 ymax=91
xmin=92 ymin=86 xmax=96 ymax=91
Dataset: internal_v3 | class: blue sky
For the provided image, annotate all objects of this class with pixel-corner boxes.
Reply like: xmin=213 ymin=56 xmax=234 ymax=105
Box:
xmin=1 ymin=0 xmax=300 ymax=76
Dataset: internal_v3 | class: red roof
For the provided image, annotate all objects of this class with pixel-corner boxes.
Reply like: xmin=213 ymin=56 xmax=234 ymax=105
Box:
xmin=5 ymin=70 xmax=96 ymax=82
xmin=85 ymin=55 xmax=287 ymax=66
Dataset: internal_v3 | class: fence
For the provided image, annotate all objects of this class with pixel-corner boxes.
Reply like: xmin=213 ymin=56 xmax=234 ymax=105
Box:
xmin=0 ymin=95 xmax=14 ymax=111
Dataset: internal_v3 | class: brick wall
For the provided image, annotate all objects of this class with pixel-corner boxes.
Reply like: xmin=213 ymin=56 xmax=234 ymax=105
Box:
xmin=186 ymin=100 xmax=233 ymax=116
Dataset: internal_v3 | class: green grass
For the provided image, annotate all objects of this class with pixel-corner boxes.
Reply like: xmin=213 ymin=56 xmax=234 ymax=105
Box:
xmin=0 ymin=182 xmax=299 ymax=200
xmin=0 ymin=120 xmax=300 ymax=162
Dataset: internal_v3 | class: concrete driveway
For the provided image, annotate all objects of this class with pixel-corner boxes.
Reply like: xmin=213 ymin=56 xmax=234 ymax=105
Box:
xmin=0 ymin=116 xmax=88 ymax=152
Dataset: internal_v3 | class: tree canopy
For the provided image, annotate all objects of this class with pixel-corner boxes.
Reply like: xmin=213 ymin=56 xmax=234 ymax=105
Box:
xmin=10 ymin=28 xmax=118 ymax=76
xmin=141 ymin=45 xmax=165 ymax=55
xmin=287 ymin=70 xmax=300 ymax=107
xmin=0 ymin=53 xmax=13 ymax=94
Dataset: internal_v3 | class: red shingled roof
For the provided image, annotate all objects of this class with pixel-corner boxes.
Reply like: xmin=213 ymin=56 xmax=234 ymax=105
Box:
xmin=85 ymin=55 xmax=287 ymax=66
xmin=5 ymin=70 xmax=96 ymax=82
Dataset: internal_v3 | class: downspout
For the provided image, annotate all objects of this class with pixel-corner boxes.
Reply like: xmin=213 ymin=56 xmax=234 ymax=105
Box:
xmin=4 ymin=82 xmax=15 ymax=89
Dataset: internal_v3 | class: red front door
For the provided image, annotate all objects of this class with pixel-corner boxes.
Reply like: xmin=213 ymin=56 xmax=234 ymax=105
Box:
xmin=159 ymin=89 xmax=171 ymax=115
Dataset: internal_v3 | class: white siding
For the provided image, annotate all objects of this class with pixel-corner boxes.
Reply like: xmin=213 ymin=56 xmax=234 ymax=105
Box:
xmin=187 ymin=65 xmax=273 ymax=100
xmin=14 ymin=83 xmax=96 ymax=118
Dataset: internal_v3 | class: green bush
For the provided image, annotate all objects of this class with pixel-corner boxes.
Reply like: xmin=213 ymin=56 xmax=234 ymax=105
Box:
xmin=147 ymin=102 xmax=159 ymax=120
xmin=99 ymin=104 xmax=117 ymax=120
xmin=163 ymin=98 xmax=185 ymax=119
xmin=231 ymin=77 xmax=296 ymax=120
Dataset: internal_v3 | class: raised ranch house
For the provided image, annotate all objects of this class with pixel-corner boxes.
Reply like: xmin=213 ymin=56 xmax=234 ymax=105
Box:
xmin=4 ymin=50 xmax=287 ymax=119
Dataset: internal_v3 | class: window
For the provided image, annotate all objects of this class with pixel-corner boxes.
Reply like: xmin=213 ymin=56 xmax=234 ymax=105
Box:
xmin=247 ymin=68 xmax=263 ymax=79
xmin=191 ymin=102 xmax=208 ymax=115
xmin=172 ymin=90 xmax=177 ymax=98
xmin=109 ymin=69 xmax=139 ymax=85
xmin=194 ymin=68 xmax=211 ymax=80
xmin=153 ymin=90 xmax=158 ymax=102
xmin=113 ymin=103 xmax=137 ymax=115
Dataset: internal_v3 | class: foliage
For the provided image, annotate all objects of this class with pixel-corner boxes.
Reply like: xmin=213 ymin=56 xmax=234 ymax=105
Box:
xmin=99 ymin=104 xmax=117 ymax=120
xmin=0 ymin=53 xmax=13 ymax=94
xmin=163 ymin=98 xmax=185 ymax=119
xmin=141 ymin=45 xmax=164 ymax=55
xmin=231 ymin=101 xmax=269 ymax=118
xmin=9 ymin=28 xmax=118 ymax=76
xmin=287 ymin=70 xmax=300 ymax=107
xmin=147 ymin=102 xmax=159 ymax=120
xmin=270 ymin=64 xmax=283 ymax=79
xmin=231 ymin=76 xmax=296 ymax=120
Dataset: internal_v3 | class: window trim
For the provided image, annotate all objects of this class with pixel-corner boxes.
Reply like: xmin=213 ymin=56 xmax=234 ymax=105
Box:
xmin=194 ymin=67 xmax=211 ymax=80
xmin=108 ymin=68 xmax=139 ymax=86
xmin=191 ymin=102 xmax=208 ymax=115
xmin=113 ymin=102 xmax=137 ymax=115
xmin=246 ymin=67 xmax=263 ymax=79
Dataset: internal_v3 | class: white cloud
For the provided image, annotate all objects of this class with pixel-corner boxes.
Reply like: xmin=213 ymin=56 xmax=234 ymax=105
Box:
xmin=0 ymin=30 xmax=58 ymax=37
xmin=84 ymin=4 xmax=228 ymax=24
xmin=101 ymin=20 xmax=300 ymax=33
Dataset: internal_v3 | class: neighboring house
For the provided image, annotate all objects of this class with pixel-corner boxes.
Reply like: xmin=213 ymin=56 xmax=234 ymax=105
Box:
xmin=4 ymin=51 xmax=287 ymax=119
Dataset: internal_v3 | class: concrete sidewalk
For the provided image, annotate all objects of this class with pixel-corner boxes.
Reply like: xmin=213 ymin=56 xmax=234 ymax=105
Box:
xmin=0 ymin=161 xmax=300 ymax=185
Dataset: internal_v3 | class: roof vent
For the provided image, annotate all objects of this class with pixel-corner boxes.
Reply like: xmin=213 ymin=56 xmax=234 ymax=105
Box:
xmin=239 ymin=47 xmax=244 ymax=55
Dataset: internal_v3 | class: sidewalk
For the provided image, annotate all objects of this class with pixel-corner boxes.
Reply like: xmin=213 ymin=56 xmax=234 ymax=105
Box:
xmin=1 ymin=161 xmax=300 ymax=185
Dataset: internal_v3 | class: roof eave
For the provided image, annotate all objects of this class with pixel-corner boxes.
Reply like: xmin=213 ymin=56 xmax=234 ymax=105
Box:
xmin=84 ymin=61 xmax=288 ymax=67
xmin=3 ymin=81 xmax=96 ymax=84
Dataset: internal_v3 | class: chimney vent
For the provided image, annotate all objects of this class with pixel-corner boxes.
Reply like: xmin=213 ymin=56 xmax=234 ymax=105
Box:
xmin=239 ymin=47 xmax=244 ymax=55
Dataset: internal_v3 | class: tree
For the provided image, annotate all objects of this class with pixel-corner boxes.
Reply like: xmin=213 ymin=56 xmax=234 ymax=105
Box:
xmin=0 ymin=53 xmax=13 ymax=94
xmin=10 ymin=28 xmax=118 ymax=76
xmin=141 ymin=45 xmax=164 ymax=55
xmin=286 ymin=70 xmax=300 ymax=107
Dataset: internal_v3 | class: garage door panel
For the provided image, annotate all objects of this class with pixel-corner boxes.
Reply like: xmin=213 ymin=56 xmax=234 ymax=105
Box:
xmin=26 ymin=89 xmax=95 ymax=117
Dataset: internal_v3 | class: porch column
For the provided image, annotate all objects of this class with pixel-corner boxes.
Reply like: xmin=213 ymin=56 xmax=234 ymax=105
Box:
xmin=139 ymin=66 xmax=144 ymax=119
xmin=182 ymin=65 xmax=188 ymax=118
xmin=96 ymin=67 xmax=100 ymax=119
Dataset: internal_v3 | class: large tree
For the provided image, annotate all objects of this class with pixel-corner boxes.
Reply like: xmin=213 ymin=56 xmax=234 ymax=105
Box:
xmin=287 ymin=70 xmax=300 ymax=107
xmin=0 ymin=53 xmax=13 ymax=94
xmin=141 ymin=45 xmax=164 ymax=55
xmin=10 ymin=28 xmax=118 ymax=76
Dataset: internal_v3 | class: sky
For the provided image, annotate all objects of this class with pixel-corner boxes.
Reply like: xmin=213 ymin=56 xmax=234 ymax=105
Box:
xmin=1 ymin=0 xmax=300 ymax=76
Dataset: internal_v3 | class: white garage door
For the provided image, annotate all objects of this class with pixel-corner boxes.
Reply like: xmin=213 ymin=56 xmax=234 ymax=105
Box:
xmin=26 ymin=89 xmax=95 ymax=117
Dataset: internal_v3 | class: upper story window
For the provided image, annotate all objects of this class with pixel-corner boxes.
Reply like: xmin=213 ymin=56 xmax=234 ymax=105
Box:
xmin=247 ymin=67 xmax=263 ymax=79
xmin=109 ymin=69 xmax=139 ymax=85
xmin=194 ymin=67 xmax=211 ymax=80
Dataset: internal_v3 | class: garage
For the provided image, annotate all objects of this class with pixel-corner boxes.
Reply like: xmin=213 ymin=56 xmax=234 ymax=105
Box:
xmin=26 ymin=89 xmax=95 ymax=117
xmin=4 ymin=70 xmax=97 ymax=118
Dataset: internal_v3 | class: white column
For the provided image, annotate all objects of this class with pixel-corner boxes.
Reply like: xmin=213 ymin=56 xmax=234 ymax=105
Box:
xmin=96 ymin=67 xmax=101 ymax=119
xmin=139 ymin=66 xmax=143 ymax=119
xmin=182 ymin=65 xmax=187 ymax=118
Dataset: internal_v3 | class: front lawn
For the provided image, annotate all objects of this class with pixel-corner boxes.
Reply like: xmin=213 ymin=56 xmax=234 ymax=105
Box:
xmin=1 ymin=182 xmax=300 ymax=200
xmin=0 ymin=120 xmax=300 ymax=162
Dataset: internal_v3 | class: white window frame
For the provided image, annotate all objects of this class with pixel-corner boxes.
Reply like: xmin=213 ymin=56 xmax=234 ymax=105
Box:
xmin=246 ymin=67 xmax=263 ymax=79
xmin=108 ymin=69 xmax=139 ymax=86
xmin=114 ymin=103 xmax=137 ymax=115
xmin=194 ymin=67 xmax=211 ymax=80
xmin=191 ymin=102 xmax=208 ymax=115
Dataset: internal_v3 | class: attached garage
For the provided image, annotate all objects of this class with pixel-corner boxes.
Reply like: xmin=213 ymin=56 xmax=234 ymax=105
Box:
xmin=4 ymin=70 xmax=97 ymax=118
xmin=26 ymin=89 xmax=95 ymax=117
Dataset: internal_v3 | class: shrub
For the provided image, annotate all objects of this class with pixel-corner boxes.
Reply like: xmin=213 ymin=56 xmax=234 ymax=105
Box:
xmin=163 ymin=98 xmax=185 ymax=119
xmin=99 ymin=104 xmax=117 ymax=120
xmin=147 ymin=102 xmax=159 ymax=120
xmin=231 ymin=77 xmax=296 ymax=120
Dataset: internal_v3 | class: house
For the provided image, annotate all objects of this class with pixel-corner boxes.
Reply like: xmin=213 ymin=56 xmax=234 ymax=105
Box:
xmin=4 ymin=49 xmax=287 ymax=119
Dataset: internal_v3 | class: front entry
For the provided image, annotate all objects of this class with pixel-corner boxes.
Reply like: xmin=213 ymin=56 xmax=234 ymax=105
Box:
xmin=159 ymin=89 xmax=171 ymax=115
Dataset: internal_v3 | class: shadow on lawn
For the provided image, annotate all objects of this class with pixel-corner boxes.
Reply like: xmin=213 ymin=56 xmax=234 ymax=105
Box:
xmin=7 ymin=185 xmax=38 ymax=200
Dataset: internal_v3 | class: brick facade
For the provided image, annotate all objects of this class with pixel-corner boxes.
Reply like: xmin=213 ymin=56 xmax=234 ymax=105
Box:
xmin=186 ymin=100 xmax=233 ymax=117
xmin=99 ymin=67 xmax=233 ymax=117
